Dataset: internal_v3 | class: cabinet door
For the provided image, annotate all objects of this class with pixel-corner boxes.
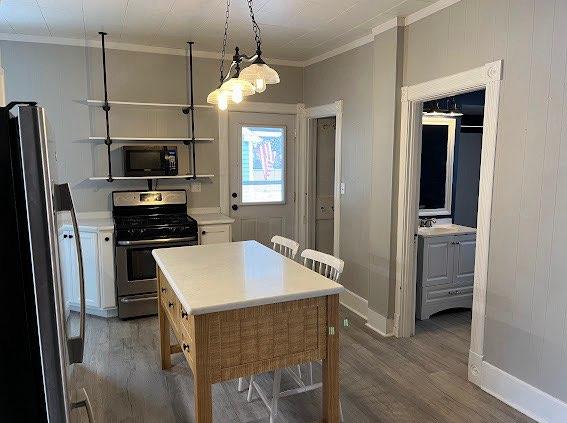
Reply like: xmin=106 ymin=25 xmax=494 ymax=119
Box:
xmin=98 ymin=230 xmax=116 ymax=309
xmin=68 ymin=230 xmax=100 ymax=308
xmin=422 ymin=235 xmax=454 ymax=287
xmin=453 ymin=233 xmax=476 ymax=286
xmin=200 ymin=224 xmax=231 ymax=245
xmin=58 ymin=230 xmax=76 ymax=307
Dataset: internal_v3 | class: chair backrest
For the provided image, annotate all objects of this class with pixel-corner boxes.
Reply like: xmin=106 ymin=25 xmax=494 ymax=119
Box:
xmin=271 ymin=235 xmax=299 ymax=259
xmin=300 ymin=249 xmax=344 ymax=282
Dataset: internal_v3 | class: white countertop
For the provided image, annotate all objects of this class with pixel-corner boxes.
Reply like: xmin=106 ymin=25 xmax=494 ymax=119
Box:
xmin=58 ymin=212 xmax=114 ymax=231
xmin=153 ymin=240 xmax=344 ymax=315
xmin=191 ymin=213 xmax=234 ymax=226
xmin=418 ymin=224 xmax=476 ymax=237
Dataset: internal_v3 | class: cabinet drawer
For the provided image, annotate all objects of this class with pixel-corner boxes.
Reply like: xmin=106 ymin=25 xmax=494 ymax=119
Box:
xmin=426 ymin=285 xmax=473 ymax=301
xmin=199 ymin=224 xmax=231 ymax=244
xmin=179 ymin=304 xmax=194 ymax=340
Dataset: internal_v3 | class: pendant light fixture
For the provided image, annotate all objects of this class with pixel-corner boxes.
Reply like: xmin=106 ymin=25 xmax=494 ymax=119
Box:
xmin=423 ymin=99 xmax=447 ymax=116
xmin=207 ymin=0 xmax=280 ymax=110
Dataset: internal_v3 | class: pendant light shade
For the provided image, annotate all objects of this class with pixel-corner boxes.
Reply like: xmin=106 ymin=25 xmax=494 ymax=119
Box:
xmin=240 ymin=61 xmax=280 ymax=93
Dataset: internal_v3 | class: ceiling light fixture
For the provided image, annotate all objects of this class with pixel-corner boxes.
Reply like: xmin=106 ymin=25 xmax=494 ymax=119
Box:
xmin=207 ymin=0 xmax=280 ymax=110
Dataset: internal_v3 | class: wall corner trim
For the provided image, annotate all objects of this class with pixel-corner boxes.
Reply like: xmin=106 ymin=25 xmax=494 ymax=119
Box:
xmin=480 ymin=361 xmax=567 ymax=422
xmin=371 ymin=17 xmax=404 ymax=37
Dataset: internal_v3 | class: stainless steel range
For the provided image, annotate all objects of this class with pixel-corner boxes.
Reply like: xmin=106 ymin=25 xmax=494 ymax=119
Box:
xmin=112 ymin=190 xmax=198 ymax=319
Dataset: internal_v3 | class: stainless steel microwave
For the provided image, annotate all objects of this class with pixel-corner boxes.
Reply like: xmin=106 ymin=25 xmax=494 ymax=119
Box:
xmin=122 ymin=146 xmax=178 ymax=177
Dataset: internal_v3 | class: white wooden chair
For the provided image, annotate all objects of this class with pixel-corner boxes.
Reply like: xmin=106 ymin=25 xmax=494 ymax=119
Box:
xmin=237 ymin=235 xmax=300 ymax=397
xmin=245 ymin=249 xmax=345 ymax=422
xmin=270 ymin=235 xmax=299 ymax=259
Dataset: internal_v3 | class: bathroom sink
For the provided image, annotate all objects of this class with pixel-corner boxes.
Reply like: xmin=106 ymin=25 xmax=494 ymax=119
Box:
xmin=417 ymin=224 xmax=476 ymax=237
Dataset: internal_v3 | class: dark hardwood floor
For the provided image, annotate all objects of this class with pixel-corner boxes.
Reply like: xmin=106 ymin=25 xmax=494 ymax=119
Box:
xmin=71 ymin=308 xmax=532 ymax=422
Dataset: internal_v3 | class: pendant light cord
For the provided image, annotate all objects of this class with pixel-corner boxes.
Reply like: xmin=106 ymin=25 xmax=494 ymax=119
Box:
xmin=219 ymin=0 xmax=231 ymax=84
xmin=247 ymin=0 xmax=262 ymax=51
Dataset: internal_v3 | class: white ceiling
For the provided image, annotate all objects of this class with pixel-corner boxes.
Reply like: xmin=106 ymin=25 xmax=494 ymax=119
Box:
xmin=0 ymin=0 xmax=436 ymax=61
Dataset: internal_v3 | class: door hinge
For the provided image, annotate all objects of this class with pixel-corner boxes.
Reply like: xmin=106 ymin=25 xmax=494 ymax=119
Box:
xmin=293 ymin=191 xmax=296 ymax=203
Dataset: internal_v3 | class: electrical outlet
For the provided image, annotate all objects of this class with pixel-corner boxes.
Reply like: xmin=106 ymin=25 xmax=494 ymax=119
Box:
xmin=340 ymin=182 xmax=345 ymax=195
xmin=190 ymin=182 xmax=201 ymax=193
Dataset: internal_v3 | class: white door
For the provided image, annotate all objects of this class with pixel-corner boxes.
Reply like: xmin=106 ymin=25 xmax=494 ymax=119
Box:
xmin=229 ymin=112 xmax=296 ymax=245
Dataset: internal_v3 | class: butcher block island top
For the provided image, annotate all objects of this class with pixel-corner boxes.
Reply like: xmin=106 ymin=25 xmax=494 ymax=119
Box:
xmin=152 ymin=240 xmax=344 ymax=315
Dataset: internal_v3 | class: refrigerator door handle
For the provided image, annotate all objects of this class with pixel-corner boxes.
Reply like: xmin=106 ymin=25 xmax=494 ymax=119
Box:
xmin=70 ymin=388 xmax=95 ymax=422
xmin=54 ymin=183 xmax=85 ymax=364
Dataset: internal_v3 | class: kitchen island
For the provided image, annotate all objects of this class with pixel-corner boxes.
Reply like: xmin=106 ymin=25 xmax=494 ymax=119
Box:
xmin=152 ymin=240 xmax=344 ymax=423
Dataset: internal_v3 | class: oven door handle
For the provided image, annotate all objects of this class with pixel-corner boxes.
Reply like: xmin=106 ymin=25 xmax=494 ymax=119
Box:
xmin=116 ymin=236 xmax=197 ymax=246
xmin=120 ymin=296 xmax=158 ymax=303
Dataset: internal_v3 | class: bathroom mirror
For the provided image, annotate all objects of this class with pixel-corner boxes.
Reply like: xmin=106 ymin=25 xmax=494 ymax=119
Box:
xmin=419 ymin=116 xmax=456 ymax=217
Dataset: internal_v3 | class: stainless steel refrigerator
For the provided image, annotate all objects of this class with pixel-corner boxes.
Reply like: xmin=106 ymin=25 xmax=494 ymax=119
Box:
xmin=2 ymin=103 xmax=93 ymax=422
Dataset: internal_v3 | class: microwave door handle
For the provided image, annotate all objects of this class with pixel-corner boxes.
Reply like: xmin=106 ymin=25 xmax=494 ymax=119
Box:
xmin=54 ymin=183 xmax=86 ymax=364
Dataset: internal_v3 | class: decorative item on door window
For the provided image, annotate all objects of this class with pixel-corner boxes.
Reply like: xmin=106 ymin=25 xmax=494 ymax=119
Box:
xmin=207 ymin=0 xmax=280 ymax=110
xmin=241 ymin=126 xmax=285 ymax=204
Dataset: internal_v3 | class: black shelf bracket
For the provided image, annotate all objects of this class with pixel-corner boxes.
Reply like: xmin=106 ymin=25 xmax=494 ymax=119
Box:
xmin=186 ymin=41 xmax=197 ymax=180
xmin=99 ymin=32 xmax=113 ymax=182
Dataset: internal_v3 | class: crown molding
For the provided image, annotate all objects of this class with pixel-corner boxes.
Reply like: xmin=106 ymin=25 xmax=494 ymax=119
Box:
xmin=404 ymin=0 xmax=461 ymax=26
xmin=0 ymin=33 xmax=304 ymax=67
xmin=302 ymin=33 xmax=374 ymax=67
xmin=0 ymin=0 xmax=461 ymax=69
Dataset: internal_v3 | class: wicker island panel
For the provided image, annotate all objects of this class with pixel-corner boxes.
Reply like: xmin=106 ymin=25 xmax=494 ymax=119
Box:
xmin=205 ymin=297 xmax=327 ymax=383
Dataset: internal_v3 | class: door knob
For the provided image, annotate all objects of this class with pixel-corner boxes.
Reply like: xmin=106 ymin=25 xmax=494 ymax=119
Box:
xmin=232 ymin=204 xmax=238 ymax=211
xmin=232 ymin=192 xmax=238 ymax=198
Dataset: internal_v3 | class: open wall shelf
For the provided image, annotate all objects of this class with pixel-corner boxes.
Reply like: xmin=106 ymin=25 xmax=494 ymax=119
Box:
xmin=89 ymin=174 xmax=214 ymax=181
xmin=88 ymin=136 xmax=214 ymax=142
xmin=82 ymin=99 xmax=214 ymax=110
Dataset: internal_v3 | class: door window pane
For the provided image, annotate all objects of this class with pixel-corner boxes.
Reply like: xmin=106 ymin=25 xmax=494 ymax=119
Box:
xmin=241 ymin=126 xmax=285 ymax=204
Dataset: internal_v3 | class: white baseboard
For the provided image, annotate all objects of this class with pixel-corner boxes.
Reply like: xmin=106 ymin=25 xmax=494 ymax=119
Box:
xmin=480 ymin=360 xmax=567 ymax=422
xmin=365 ymin=307 xmax=394 ymax=337
xmin=339 ymin=288 xmax=368 ymax=319
xmin=69 ymin=303 xmax=117 ymax=318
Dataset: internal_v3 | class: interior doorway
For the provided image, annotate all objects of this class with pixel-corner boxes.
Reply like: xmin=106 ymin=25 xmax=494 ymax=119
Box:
xmin=415 ymin=90 xmax=485 ymax=337
xmin=394 ymin=61 xmax=503 ymax=386
xmin=308 ymin=117 xmax=336 ymax=255
xmin=301 ymin=100 xmax=343 ymax=256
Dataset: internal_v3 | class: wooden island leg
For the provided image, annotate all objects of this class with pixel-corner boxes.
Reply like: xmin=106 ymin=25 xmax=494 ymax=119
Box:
xmin=322 ymin=294 xmax=340 ymax=423
xmin=159 ymin=302 xmax=172 ymax=370
xmin=194 ymin=314 xmax=213 ymax=423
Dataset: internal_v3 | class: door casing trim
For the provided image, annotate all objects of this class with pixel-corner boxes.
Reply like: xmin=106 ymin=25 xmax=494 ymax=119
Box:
xmin=395 ymin=61 xmax=502 ymax=387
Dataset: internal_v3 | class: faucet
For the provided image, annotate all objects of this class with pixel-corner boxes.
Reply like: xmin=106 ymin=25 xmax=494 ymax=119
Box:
xmin=420 ymin=217 xmax=437 ymax=228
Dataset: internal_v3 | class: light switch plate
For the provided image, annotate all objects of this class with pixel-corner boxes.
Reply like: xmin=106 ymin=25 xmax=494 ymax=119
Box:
xmin=190 ymin=182 xmax=201 ymax=192
xmin=340 ymin=182 xmax=345 ymax=195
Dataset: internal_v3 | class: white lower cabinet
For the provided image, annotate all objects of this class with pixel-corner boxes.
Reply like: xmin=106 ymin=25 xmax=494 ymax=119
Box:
xmin=199 ymin=223 xmax=232 ymax=244
xmin=58 ymin=226 xmax=116 ymax=317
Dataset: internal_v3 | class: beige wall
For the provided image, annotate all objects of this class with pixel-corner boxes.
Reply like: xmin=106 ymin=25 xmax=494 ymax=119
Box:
xmin=303 ymin=43 xmax=373 ymax=299
xmin=0 ymin=41 xmax=303 ymax=212
xmin=404 ymin=0 xmax=567 ymax=403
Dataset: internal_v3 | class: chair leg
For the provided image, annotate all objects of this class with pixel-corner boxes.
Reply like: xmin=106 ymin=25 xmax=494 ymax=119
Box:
xmin=247 ymin=375 xmax=255 ymax=402
xmin=270 ymin=369 xmax=282 ymax=421
xmin=237 ymin=377 xmax=247 ymax=392
xmin=339 ymin=399 xmax=344 ymax=422
xmin=296 ymin=364 xmax=302 ymax=380
xmin=309 ymin=362 xmax=314 ymax=385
